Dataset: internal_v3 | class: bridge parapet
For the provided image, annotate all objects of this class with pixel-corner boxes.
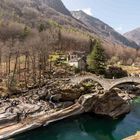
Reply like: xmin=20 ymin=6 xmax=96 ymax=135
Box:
xmin=70 ymin=75 xmax=140 ymax=91
xmin=108 ymin=77 xmax=140 ymax=90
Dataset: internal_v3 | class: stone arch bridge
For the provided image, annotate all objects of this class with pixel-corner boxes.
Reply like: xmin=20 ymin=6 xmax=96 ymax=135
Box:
xmin=70 ymin=75 xmax=140 ymax=91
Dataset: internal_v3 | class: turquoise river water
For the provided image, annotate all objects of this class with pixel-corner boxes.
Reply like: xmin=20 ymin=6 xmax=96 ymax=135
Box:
xmin=11 ymin=97 xmax=140 ymax=140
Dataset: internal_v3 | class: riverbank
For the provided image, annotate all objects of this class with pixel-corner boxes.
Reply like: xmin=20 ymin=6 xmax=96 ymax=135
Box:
xmin=123 ymin=132 xmax=140 ymax=140
xmin=0 ymin=76 xmax=139 ymax=139
xmin=11 ymin=97 xmax=140 ymax=140
xmin=0 ymin=102 xmax=84 ymax=140
xmin=0 ymin=91 xmax=130 ymax=139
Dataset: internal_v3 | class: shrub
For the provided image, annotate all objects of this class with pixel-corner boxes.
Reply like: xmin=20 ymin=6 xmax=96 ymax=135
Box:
xmin=105 ymin=66 xmax=128 ymax=79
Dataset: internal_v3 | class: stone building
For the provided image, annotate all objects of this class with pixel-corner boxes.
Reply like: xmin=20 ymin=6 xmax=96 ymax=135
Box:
xmin=49 ymin=51 xmax=87 ymax=70
xmin=67 ymin=52 xmax=87 ymax=70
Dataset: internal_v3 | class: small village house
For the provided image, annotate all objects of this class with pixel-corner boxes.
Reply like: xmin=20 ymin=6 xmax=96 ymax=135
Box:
xmin=49 ymin=51 xmax=87 ymax=71
xmin=67 ymin=52 xmax=87 ymax=71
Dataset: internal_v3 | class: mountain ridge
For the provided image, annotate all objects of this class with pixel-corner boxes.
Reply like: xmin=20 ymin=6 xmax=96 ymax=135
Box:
xmin=33 ymin=0 xmax=72 ymax=16
xmin=124 ymin=28 xmax=140 ymax=46
xmin=0 ymin=0 xmax=139 ymax=49
xmin=71 ymin=10 xmax=140 ymax=48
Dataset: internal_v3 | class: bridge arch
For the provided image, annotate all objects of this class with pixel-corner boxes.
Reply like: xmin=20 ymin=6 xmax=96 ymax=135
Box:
xmin=70 ymin=75 xmax=106 ymax=89
xmin=79 ymin=78 xmax=104 ymax=88
xmin=108 ymin=77 xmax=140 ymax=91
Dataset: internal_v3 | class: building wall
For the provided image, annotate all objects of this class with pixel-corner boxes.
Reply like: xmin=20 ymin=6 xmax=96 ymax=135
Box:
xmin=78 ymin=59 xmax=86 ymax=70
xmin=68 ymin=62 xmax=79 ymax=68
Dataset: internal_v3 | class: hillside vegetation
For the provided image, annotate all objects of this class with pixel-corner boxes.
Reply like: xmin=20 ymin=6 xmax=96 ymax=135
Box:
xmin=0 ymin=0 xmax=140 ymax=94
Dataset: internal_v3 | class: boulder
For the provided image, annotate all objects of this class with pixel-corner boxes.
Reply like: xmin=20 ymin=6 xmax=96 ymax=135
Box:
xmin=55 ymin=101 xmax=74 ymax=109
xmin=51 ymin=94 xmax=62 ymax=102
xmin=60 ymin=84 xmax=84 ymax=101
xmin=62 ymin=101 xmax=74 ymax=108
xmin=61 ymin=92 xmax=82 ymax=101
xmin=78 ymin=93 xmax=98 ymax=112
xmin=92 ymin=90 xmax=130 ymax=118
xmin=0 ymin=113 xmax=17 ymax=127
xmin=78 ymin=90 xmax=130 ymax=118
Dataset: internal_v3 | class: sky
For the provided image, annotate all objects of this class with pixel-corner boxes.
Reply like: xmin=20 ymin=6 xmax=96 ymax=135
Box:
xmin=62 ymin=0 xmax=140 ymax=34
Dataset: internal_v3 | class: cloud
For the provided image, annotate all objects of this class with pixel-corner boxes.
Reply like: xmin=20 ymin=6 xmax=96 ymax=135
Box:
xmin=82 ymin=8 xmax=93 ymax=16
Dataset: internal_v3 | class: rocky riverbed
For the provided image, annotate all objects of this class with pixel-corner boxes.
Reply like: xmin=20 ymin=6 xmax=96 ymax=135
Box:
xmin=0 ymin=77 xmax=139 ymax=139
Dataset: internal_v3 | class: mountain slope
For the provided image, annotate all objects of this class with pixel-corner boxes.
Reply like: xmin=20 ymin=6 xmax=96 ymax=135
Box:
xmin=0 ymin=0 xmax=89 ymax=30
xmin=0 ymin=0 xmax=139 ymax=49
xmin=39 ymin=0 xmax=72 ymax=16
xmin=72 ymin=10 xmax=139 ymax=48
xmin=124 ymin=28 xmax=140 ymax=46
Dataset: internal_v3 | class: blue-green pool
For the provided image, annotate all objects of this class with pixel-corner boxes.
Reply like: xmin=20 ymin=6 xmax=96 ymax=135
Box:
xmin=11 ymin=98 xmax=140 ymax=140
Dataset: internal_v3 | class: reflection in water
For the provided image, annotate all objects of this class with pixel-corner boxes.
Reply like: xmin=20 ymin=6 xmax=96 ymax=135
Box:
xmin=74 ymin=113 xmax=124 ymax=140
xmin=11 ymin=98 xmax=140 ymax=140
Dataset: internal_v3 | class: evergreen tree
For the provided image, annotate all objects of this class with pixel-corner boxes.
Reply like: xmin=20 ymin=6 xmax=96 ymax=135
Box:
xmin=87 ymin=40 xmax=106 ymax=74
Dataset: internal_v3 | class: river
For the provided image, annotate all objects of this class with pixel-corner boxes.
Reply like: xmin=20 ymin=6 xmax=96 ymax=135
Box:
xmin=10 ymin=97 xmax=140 ymax=140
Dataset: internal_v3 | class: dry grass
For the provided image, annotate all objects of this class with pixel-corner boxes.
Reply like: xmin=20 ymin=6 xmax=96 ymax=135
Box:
xmin=119 ymin=65 xmax=140 ymax=74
